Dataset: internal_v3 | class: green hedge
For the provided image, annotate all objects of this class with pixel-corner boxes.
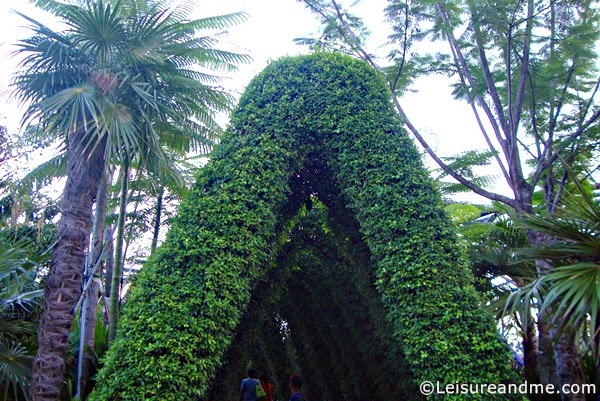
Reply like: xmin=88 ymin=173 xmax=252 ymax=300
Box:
xmin=91 ymin=52 xmax=520 ymax=400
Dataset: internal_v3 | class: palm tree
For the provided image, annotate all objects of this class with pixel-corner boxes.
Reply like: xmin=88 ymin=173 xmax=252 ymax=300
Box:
xmin=512 ymin=176 xmax=600 ymax=377
xmin=446 ymin=203 xmax=545 ymax=386
xmin=10 ymin=1 xmax=249 ymax=399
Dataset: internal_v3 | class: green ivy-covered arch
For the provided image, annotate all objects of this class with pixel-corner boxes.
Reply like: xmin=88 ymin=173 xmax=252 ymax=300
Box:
xmin=90 ymin=52 xmax=520 ymax=401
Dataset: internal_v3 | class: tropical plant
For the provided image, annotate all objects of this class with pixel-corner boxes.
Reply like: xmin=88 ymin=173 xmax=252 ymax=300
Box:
xmin=447 ymin=204 xmax=543 ymax=384
xmin=507 ymin=175 xmax=600 ymax=374
xmin=0 ymin=125 xmax=12 ymax=189
xmin=0 ymin=230 xmax=49 ymax=401
xmin=10 ymin=0 xmax=249 ymax=399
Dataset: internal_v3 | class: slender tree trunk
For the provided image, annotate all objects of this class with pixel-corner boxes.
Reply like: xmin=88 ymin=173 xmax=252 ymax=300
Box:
xmin=595 ymin=320 xmax=600 ymax=384
xmin=534 ymin=255 xmax=561 ymax=395
xmin=29 ymin=131 xmax=106 ymax=401
xmin=527 ymin=232 xmax=585 ymax=401
xmin=538 ymin=315 xmax=560 ymax=387
xmin=523 ymin=318 xmax=540 ymax=383
xmin=524 ymin=319 xmax=563 ymax=401
xmin=79 ymin=169 xmax=109 ymax=398
xmin=109 ymin=160 xmax=129 ymax=343
xmin=103 ymin=225 xmax=114 ymax=326
xmin=150 ymin=185 xmax=164 ymax=255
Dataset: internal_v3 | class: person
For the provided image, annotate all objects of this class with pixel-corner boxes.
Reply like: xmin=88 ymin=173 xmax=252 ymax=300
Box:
xmin=259 ymin=374 xmax=275 ymax=401
xmin=288 ymin=375 xmax=305 ymax=401
xmin=239 ymin=368 xmax=260 ymax=401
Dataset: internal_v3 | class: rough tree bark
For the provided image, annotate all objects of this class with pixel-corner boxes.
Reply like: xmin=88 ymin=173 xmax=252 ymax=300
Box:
xmin=528 ymin=233 xmax=583 ymax=401
xmin=103 ymin=227 xmax=114 ymax=324
xmin=29 ymin=130 xmax=106 ymax=401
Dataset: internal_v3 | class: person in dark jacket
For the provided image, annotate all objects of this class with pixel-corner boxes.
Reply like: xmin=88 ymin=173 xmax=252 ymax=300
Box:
xmin=288 ymin=375 xmax=304 ymax=401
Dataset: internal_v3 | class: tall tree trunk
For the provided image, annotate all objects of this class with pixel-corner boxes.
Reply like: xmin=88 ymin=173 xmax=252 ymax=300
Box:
xmin=523 ymin=318 xmax=540 ymax=383
xmin=524 ymin=318 xmax=563 ymax=401
xmin=78 ymin=169 xmax=109 ymax=398
xmin=532 ymin=317 xmax=562 ymax=401
xmin=29 ymin=131 xmax=106 ymax=401
xmin=150 ymin=185 xmax=164 ymax=255
xmin=595 ymin=319 xmax=600 ymax=384
xmin=109 ymin=159 xmax=129 ymax=343
xmin=528 ymin=232 xmax=585 ymax=401
xmin=554 ymin=331 xmax=586 ymax=401
xmin=103 ymin=225 xmax=114 ymax=326
xmin=538 ymin=315 xmax=560 ymax=388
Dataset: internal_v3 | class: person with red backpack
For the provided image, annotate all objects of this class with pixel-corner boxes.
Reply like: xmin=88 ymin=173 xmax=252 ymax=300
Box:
xmin=259 ymin=374 xmax=275 ymax=401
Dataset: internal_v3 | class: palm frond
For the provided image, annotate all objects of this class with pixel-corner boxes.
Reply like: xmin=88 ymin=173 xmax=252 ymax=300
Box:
xmin=68 ymin=1 xmax=127 ymax=65
xmin=17 ymin=152 xmax=67 ymax=192
xmin=490 ymin=277 xmax=545 ymax=326
xmin=539 ymin=262 xmax=600 ymax=338
xmin=0 ymin=339 xmax=33 ymax=401
xmin=513 ymin=163 xmax=600 ymax=339
xmin=180 ymin=12 xmax=250 ymax=31
xmin=30 ymin=0 xmax=79 ymax=17
xmin=26 ymin=84 xmax=101 ymax=137
xmin=0 ymin=237 xmax=45 ymax=317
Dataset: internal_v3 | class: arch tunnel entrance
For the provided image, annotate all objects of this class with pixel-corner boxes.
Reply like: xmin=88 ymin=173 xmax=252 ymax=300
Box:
xmin=205 ymin=194 xmax=421 ymax=401
xmin=203 ymin=143 xmax=424 ymax=400
xmin=90 ymin=53 xmax=520 ymax=401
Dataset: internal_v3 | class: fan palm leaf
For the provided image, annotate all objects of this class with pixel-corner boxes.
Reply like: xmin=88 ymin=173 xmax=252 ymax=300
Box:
xmin=0 ymin=237 xmax=46 ymax=318
xmin=18 ymin=153 xmax=67 ymax=192
xmin=0 ymin=339 xmax=33 ymax=401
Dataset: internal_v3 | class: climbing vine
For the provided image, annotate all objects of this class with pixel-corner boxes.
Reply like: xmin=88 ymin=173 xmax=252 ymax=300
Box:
xmin=91 ymin=52 xmax=520 ymax=400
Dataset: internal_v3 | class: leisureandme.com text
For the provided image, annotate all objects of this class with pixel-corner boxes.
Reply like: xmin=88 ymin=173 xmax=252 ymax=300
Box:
xmin=419 ymin=380 xmax=596 ymax=397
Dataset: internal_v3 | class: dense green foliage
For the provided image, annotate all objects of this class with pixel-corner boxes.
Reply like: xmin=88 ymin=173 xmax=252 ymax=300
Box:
xmin=0 ymin=227 xmax=51 ymax=401
xmin=91 ymin=52 xmax=519 ymax=400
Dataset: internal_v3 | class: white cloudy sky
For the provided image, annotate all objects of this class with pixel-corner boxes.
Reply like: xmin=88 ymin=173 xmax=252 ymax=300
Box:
xmin=0 ymin=0 xmax=495 ymax=187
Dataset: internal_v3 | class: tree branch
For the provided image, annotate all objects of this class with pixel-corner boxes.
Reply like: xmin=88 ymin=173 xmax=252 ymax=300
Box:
xmin=470 ymin=4 xmax=532 ymax=198
xmin=510 ymin=0 xmax=534 ymax=137
xmin=329 ymin=0 xmax=380 ymax=70
xmin=468 ymin=101 xmax=512 ymax=186
xmin=437 ymin=2 xmax=510 ymax=160
xmin=391 ymin=95 xmax=516 ymax=206
xmin=533 ymin=107 xmax=600 ymax=187
xmin=390 ymin=0 xmax=410 ymax=93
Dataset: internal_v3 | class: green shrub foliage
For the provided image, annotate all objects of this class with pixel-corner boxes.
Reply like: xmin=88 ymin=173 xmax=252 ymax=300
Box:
xmin=91 ymin=52 xmax=520 ymax=400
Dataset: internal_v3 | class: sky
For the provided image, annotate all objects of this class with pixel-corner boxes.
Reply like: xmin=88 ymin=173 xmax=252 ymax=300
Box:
xmin=0 ymin=0 xmax=502 ymax=199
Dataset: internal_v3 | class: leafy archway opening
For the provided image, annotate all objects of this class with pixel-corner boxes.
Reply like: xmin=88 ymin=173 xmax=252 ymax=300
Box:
xmin=205 ymin=194 xmax=422 ymax=401
xmin=90 ymin=53 xmax=520 ymax=401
